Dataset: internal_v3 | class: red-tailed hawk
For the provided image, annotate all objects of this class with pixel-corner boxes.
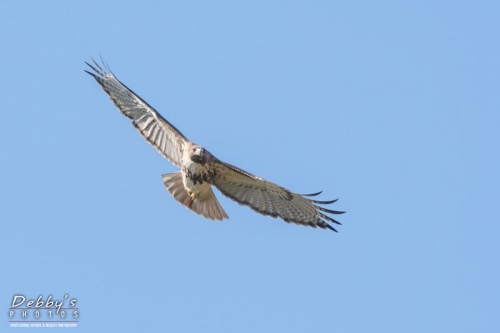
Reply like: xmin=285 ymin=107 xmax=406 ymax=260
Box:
xmin=85 ymin=58 xmax=345 ymax=232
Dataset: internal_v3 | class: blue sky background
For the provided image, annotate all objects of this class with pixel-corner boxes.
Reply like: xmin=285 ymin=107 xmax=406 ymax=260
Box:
xmin=1 ymin=0 xmax=499 ymax=332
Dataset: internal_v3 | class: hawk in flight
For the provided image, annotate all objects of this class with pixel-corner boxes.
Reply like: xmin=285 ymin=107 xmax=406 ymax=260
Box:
xmin=85 ymin=58 xmax=345 ymax=232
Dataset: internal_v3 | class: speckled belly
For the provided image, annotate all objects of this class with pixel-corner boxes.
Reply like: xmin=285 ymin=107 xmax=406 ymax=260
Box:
xmin=181 ymin=161 xmax=213 ymax=198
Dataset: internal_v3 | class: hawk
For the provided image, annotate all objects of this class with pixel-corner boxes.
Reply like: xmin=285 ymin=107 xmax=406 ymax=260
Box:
xmin=85 ymin=58 xmax=345 ymax=232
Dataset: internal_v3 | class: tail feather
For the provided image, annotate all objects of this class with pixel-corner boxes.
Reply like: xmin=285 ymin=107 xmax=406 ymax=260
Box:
xmin=161 ymin=172 xmax=229 ymax=221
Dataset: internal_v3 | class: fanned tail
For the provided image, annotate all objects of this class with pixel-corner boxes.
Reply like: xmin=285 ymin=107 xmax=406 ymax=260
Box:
xmin=161 ymin=172 xmax=228 ymax=221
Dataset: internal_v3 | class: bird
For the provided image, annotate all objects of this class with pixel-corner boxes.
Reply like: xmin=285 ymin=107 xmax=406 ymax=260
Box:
xmin=85 ymin=58 xmax=345 ymax=232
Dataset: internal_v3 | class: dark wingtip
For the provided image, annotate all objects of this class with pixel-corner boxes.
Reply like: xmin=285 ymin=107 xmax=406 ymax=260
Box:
xmin=315 ymin=205 xmax=346 ymax=215
xmin=310 ymin=198 xmax=339 ymax=205
xmin=99 ymin=53 xmax=112 ymax=73
xmin=91 ymin=56 xmax=104 ymax=72
xmin=323 ymin=223 xmax=338 ymax=232
xmin=301 ymin=191 xmax=323 ymax=197
xmin=85 ymin=61 xmax=103 ymax=76
xmin=84 ymin=69 xmax=97 ymax=78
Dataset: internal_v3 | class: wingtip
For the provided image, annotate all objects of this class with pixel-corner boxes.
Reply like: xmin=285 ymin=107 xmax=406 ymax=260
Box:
xmin=323 ymin=223 xmax=339 ymax=232
xmin=302 ymin=191 xmax=323 ymax=197
xmin=310 ymin=198 xmax=339 ymax=205
xmin=84 ymin=69 xmax=96 ymax=78
xmin=85 ymin=55 xmax=113 ymax=77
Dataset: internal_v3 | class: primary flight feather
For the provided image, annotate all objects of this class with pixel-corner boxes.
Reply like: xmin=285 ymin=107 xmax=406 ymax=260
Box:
xmin=85 ymin=58 xmax=345 ymax=232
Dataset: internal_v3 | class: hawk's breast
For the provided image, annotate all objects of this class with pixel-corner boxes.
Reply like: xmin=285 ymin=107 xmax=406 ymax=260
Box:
xmin=181 ymin=158 xmax=216 ymax=196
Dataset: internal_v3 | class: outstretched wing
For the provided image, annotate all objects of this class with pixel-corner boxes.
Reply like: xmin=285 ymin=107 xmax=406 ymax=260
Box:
xmin=85 ymin=58 xmax=189 ymax=167
xmin=212 ymin=161 xmax=344 ymax=232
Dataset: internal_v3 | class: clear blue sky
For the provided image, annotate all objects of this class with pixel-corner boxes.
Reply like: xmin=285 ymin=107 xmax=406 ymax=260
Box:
xmin=1 ymin=1 xmax=499 ymax=332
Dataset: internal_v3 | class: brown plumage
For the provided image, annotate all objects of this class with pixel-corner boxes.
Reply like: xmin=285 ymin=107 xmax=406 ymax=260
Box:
xmin=85 ymin=58 xmax=345 ymax=232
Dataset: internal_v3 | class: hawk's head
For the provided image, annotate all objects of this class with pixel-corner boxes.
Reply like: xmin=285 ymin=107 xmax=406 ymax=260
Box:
xmin=189 ymin=145 xmax=213 ymax=165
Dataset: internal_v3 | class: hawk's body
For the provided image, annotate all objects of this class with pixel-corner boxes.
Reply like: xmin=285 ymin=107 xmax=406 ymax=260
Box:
xmin=86 ymin=59 xmax=345 ymax=232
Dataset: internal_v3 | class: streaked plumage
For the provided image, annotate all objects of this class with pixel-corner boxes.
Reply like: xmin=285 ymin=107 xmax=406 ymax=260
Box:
xmin=85 ymin=58 xmax=345 ymax=232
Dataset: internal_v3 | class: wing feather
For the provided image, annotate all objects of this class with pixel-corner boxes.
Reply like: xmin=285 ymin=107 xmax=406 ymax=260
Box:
xmin=85 ymin=58 xmax=189 ymax=167
xmin=212 ymin=161 xmax=345 ymax=232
